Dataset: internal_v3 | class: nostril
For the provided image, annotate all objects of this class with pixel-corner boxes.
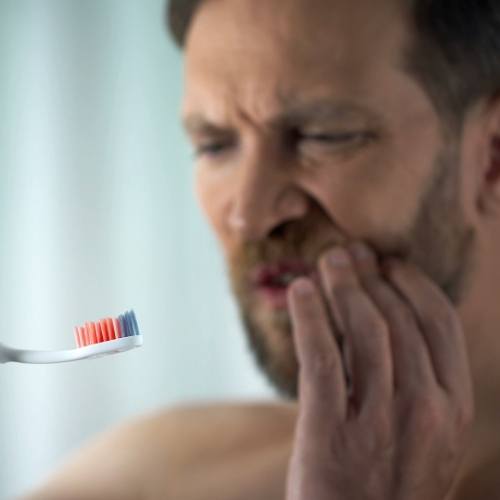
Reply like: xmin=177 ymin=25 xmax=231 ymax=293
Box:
xmin=269 ymin=223 xmax=288 ymax=239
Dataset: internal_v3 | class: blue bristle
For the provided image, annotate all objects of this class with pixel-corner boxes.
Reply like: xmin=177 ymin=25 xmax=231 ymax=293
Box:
xmin=115 ymin=310 xmax=140 ymax=338
xmin=128 ymin=310 xmax=136 ymax=336
xmin=119 ymin=314 xmax=126 ymax=338
xmin=126 ymin=312 xmax=133 ymax=336
xmin=123 ymin=313 xmax=129 ymax=337
xmin=125 ymin=312 xmax=133 ymax=337
xmin=130 ymin=310 xmax=140 ymax=336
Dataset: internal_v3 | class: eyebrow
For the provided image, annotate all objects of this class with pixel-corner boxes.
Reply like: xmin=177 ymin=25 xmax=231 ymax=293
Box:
xmin=182 ymin=99 xmax=381 ymax=134
xmin=281 ymin=100 xmax=380 ymax=126
xmin=182 ymin=115 xmax=234 ymax=135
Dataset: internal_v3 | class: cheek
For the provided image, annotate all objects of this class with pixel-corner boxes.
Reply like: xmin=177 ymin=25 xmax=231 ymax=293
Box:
xmin=306 ymin=149 xmax=432 ymax=240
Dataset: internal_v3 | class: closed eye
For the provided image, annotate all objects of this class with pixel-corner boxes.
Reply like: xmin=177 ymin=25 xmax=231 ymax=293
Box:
xmin=194 ymin=141 xmax=233 ymax=158
xmin=301 ymin=131 xmax=373 ymax=143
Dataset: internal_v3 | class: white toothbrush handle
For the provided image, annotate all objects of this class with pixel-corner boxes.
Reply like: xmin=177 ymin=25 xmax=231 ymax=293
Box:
xmin=0 ymin=336 xmax=143 ymax=364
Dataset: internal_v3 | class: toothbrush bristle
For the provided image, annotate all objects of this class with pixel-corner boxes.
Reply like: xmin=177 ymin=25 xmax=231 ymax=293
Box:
xmin=74 ymin=310 xmax=140 ymax=347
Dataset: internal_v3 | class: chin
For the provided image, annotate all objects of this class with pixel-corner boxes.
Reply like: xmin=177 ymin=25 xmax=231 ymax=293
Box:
xmin=236 ymin=299 xmax=298 ymax=398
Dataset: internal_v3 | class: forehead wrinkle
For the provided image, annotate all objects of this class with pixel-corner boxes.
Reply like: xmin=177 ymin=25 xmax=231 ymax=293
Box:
xmin=232 ymin=81 xmax=380 ymax=126
xmin=183 ymin=102 xmax=274 ymax=134
xmin=185 ymin=0 xmax=412 ymax=135
xmin=183 ymin=80 xmax=292 ymax=132
xmin=183 ymin=92 xmax=383 ymax=134
xmin=231 ymin=84 xmax=285 ymax=130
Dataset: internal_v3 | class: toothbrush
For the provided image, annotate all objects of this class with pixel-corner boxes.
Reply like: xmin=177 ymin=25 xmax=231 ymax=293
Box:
xmin=0 ymin=310 xmax=143 ymax=364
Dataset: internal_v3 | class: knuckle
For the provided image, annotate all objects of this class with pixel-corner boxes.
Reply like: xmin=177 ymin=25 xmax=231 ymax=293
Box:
xmin=304 ymin=351 xmax=338 ymax=381
xmin=364 ymin=279 xmax=395 ymax=305
xmin=363 ymin=279 xmax=415 ymax=325
xmin=328 ymin=425 xmax=352 ymax=460
xmin=332 ymin=415 xmax=394 ymax=464
xmin=453 ymin=402 xmax=475 ymax=430
xmin=464 ymin=403 xmax=476 ymax=423
xmin=365 ymin=412 xmax=393 ymax=448
xmin=364 ymin=315 xmax=390 ymax=339
xmin=431 ymin=308 xmax=457 ymax=333
xmin=412 ymin=394 xmax=445 ymax=430
xmin=332 ymin=283 xmax=393 ymax=348
xmin=332 ymin=283 xmax=360 ymax=303
xmin=398 ymin=391 xmax=441 ymax=427
xmin=389 ymin=304 xmax=417 ymax=328
xmin=297 ymin=306 xmax=320 ymax=325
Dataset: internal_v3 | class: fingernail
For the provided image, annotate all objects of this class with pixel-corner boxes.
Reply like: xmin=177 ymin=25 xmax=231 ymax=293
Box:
xmin=350 ymin=242 xmax=373 ymax=261
xmin=328 ymin=247 xmax=351 ymax=267
xmin=294 ymin=278 xmax=314 ymax=296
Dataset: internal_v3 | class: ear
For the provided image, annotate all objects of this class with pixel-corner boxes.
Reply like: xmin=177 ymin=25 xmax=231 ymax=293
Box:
xmin=477 ymin=95 xmax=500 ymax=217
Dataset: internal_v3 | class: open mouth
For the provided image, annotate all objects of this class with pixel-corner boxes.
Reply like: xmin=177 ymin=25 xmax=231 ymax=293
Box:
xmin=250 ymin=260 xmax=316 ymax=307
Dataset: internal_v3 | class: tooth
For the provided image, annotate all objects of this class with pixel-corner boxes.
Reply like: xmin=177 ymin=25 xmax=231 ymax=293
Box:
xmin=281 ymin=273 xmax=296 ymax=285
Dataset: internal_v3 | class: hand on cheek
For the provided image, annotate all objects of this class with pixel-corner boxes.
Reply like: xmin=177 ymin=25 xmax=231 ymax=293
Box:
xmin=285 ymin=243 xmax=475 ymax=500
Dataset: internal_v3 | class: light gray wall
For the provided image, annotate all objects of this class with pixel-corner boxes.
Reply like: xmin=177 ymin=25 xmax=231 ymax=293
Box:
xmin=0 ymin=1 xmax=275 ymax=498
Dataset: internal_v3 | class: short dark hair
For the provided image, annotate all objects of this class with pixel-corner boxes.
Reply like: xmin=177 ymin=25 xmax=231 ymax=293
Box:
xmin=167 ymin=0 xmax=201 ymax=48
xmin=166 ymin=0 xmax=500 ymax=128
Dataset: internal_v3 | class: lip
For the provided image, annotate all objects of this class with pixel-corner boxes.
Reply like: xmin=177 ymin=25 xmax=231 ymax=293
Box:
xmin=249 ymin=259 xmax=314 ymax=286
xmin=250 ymin=260 xmax=319 ymax=309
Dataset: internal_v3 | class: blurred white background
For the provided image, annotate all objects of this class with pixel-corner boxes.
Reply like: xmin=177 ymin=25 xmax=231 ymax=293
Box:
xmin=0 ymin=1 xmax=276 ymax=498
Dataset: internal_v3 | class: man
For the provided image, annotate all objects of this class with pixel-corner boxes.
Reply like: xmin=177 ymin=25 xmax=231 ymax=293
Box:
xmin=23 ymin=0 xmax=500 ymax=498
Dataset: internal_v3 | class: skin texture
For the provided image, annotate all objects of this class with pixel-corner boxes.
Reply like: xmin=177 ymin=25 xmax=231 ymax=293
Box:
xmin=181 ymin=0 xmax=500 ymax=498
xmin=286 ymin=247 xmax=473 ymax=499
xmin=183 ymin=0 xmax=476 ymax=398
xmin=19 ymin=0 xmax=500 ymax=498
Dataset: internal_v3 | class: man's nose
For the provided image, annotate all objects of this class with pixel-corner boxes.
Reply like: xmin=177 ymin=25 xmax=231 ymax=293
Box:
xmin=227 ymin=152 xmax=309 ymax=242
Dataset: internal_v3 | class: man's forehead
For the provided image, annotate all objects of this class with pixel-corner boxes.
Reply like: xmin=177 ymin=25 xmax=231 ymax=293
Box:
xmin=185 ymin=0 xmax=408 ymax=56
xmin=182 ymin=98 xmax=382 ymax=134
xmin=182 ymin=0 xmax=417 ymax=131
xmin=183 ymin=0 xmax=411 ymax=93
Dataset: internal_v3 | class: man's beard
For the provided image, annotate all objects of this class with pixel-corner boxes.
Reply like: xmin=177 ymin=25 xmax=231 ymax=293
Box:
xmin=226 ymin=142 xmax=477 ymax=399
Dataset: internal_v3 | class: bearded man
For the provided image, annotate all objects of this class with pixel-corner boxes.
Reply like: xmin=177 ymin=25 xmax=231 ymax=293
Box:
xmin=24 ymin=1 xmax=500 ymax=499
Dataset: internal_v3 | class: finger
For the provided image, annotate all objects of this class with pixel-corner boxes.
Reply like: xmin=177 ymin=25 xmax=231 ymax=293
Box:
xmin=319 ymin=247 xmax=393 ymax=416
xmin=287 ymin=277 xmax=347 ymax=422
xmin=348 ymin=242 xmax=436 ymax=395
xmin=385 ymin=259 xmax=472 ymax=400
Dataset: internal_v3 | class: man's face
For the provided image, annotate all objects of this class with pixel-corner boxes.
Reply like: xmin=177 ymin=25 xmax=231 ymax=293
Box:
xmin=182 ymin=0 xmax=476 ymax=397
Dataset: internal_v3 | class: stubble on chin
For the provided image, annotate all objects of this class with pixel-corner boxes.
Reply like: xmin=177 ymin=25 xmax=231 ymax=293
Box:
xmin=241 ymin=304 xmax=300 ymax=398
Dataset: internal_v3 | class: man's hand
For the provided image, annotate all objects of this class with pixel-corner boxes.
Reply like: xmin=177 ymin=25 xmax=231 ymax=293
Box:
xmin=285 ymin=243 xmax=475 ymax=500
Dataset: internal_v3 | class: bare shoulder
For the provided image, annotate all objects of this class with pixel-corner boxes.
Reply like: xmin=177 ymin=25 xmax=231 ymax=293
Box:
xmin=18 ymin=411 xmax=167 ymax=500
xmin=146 ymin=400 xmax=297 ymax=500
xmin=19 ymin=401 xmax=297 ymax=500
xmin=146 ymin=400 xmax=298 ymax=453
